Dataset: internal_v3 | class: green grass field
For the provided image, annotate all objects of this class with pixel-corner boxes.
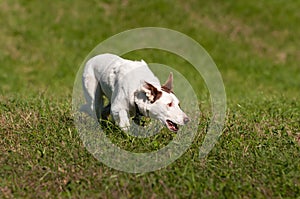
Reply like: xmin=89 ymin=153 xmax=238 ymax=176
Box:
xmin=1 ymin=0 xmax=299 ymax=198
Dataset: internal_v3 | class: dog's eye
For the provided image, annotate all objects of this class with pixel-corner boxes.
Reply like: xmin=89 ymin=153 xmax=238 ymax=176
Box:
xmin=168 ymin=102 xmax=173 ymax=107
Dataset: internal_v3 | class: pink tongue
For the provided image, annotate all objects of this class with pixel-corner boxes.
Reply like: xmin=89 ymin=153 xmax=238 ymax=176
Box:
xmin=171 ymin=126 xmax=177 ymax=131
xmin=167 ymin=121 xmax=178 ymax=132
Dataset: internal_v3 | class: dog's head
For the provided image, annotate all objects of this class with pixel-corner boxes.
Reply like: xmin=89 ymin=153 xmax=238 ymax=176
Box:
xmin=138 ymin=73 xmax=190 ymax=132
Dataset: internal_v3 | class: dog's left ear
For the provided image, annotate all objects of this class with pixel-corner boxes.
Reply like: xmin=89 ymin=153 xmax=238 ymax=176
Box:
xmin=142 ymin=82 xmax=162 ymax=103
xmin=162 ymin=72 xmax=173 ymax=93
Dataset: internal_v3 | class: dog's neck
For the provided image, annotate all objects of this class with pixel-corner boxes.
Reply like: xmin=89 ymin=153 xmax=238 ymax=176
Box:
xmin=134 ymin=102 xmax=148 ymax=117
xmin=134 ymin=100 xmax=149 ymax=117
xmin=134 ymin=91 xmax=150 ymax=117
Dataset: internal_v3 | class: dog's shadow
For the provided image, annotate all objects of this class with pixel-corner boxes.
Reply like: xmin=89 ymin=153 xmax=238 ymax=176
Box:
xmin=76 ymin=112 xmax=176 ymax=153
xmin=98 ymin=116 xmax=151 ymax=136
xmin=98 ymin=119 xmax=122 ymax=135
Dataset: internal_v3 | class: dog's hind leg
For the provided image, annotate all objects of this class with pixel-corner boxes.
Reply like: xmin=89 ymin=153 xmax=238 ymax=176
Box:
xmin=81 ymin=72 xmax=101 ymax=119
xmin=94 ymin=83 xmax=104 ymax=120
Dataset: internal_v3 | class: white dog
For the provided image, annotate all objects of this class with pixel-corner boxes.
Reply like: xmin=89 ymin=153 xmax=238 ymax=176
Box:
xmin=80 ymin=53 xmax=189 ymax=132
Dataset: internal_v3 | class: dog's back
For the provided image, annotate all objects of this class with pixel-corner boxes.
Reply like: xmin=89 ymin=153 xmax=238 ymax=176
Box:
xmin=84 ymin=53 xmax=160 ymax=100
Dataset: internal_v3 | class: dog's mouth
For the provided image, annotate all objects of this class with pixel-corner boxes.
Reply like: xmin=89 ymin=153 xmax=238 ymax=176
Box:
xmin=166 ymin=120 xmax=179 ymax=132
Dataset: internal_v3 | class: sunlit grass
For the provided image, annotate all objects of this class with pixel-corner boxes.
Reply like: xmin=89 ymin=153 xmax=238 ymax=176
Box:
xmin=0 ymin=0 xmax=299 ymax=198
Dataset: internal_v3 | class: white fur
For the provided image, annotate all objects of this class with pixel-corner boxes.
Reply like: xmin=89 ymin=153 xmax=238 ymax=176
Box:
xmin=81 ymin=53 xmax=189 ymax=131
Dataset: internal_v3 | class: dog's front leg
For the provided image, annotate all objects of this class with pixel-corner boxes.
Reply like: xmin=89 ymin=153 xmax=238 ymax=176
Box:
xmin=111 ymin=107 xmax=130 ymax=131
xmin=118 ymin=110 xmax=130 ymax=131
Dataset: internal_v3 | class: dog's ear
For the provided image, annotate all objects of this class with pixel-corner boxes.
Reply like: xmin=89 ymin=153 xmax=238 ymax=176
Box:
xmin=142 ymin=82 xmax=162 ymax=103
xmin=162 ymin=72 xmax=173 ymax=93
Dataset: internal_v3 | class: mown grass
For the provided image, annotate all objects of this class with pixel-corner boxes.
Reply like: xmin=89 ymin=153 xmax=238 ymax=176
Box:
xmin=1 ymin=94 xmax=299 ymax=198
xmin=1 ymin=0 xmax=299 ymax=198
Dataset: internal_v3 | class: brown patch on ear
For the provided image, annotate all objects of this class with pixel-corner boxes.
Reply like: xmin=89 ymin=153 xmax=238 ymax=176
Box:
xmin=143 ymin=82 xmax=162 ymax=103
xmin=162 ymin=72 xmax=174 ymax=93
xmin=153 ymin=90 xmax=162 ymax=103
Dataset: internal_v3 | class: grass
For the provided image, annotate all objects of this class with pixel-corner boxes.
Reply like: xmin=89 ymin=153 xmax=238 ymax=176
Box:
xmin=1 ymin=0 xmax=299 ymax=198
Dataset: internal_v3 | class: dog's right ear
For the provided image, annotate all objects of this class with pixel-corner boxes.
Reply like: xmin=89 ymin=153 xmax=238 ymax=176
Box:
xmin=142 ymin=82 xmax=162 ymax=103
xmin=161 ymin=72 xmax=173 ymax=93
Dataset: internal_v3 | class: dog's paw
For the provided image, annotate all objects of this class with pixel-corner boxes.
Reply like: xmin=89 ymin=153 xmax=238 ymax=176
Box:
xmin=120 ymin=126 xmax=130 ymax=132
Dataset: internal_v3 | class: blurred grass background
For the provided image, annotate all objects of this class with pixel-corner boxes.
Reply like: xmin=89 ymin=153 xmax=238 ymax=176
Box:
xmin=0 ymin=0 xmax=299 ymax=198
xmin=1 ymin=0 xmax=299 ymax=99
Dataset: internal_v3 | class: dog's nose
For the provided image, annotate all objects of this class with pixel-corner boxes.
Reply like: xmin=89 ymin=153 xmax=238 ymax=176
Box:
xmin=183 ymin=117 xmax=190 ymax=124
